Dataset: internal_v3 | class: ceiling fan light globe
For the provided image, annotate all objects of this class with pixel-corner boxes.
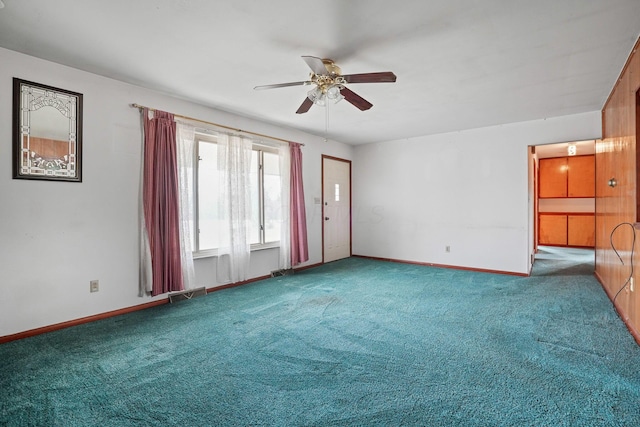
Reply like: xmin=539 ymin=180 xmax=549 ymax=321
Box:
xmin=307 ymin=87 xmax=327 ymax=106
xmin=307 ymin=87 xmax=320 ymax=101
xmin=326 ymin=85 xmax=341 ymax=100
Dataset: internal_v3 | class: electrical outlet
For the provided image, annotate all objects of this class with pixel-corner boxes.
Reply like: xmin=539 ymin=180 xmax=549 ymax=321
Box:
xmin=445 ymin=246 xmax=451 ymax=253
xmin=90 ymin=280 xmax=99 ymax=293
xmin=631 ymin=277 xmax=635 ymax=292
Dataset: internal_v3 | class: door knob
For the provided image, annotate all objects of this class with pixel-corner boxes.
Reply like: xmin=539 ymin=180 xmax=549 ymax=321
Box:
xmin=325 ymin=217 xmax=330 ymax=220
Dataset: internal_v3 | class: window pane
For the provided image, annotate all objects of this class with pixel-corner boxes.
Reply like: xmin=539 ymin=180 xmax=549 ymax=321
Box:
xmin=250 ymin=150 xmax=260 ymax=244
xmin=198 ymin=141 xmax=219 ymax=250
xmin=263 ymin=151 xmax=281 ymax=243
xmin=195 ymin=143 xmax=282 ymax=252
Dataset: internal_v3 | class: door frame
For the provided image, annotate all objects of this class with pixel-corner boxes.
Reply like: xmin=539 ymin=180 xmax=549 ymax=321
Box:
xmin=528 ymin=140 xmax=597 ymax=272
xmin=321 ymin=155 xmax=352 ymax=263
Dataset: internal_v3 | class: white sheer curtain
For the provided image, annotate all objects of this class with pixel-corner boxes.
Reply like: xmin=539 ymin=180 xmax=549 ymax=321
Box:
xmin=138 ymin=116 xmax=152 ymax=296
xmin=278 ymin=143 xmax=291 ymax=270
xmin=176 ymin=122 xmax=196 ymax=290
xmin=217 ymin=133 xmax=253 ymax=283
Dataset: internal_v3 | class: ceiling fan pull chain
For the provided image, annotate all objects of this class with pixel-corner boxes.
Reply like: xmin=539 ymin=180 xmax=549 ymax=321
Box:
xmin=325 ymin=99 xmax=330 ymax=141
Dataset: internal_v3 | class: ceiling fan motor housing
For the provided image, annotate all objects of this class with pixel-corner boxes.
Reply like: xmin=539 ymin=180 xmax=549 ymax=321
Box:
xmin=321 ymin=59 xmax=341 ymax=76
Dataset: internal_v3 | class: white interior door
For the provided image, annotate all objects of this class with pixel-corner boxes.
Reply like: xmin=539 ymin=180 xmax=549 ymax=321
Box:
xmin=323 ymin=156 xmax=351 ymax=263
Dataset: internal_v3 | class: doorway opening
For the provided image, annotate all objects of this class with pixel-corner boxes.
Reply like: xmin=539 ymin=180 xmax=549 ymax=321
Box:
xmin=528 ymin=140 xmax=596 ymax=273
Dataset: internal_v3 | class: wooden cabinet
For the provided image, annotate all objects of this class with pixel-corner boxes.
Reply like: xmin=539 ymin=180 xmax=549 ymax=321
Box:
xmin=567 ymin=156 xmax=595 ymax=197
xmin=539 ymin=157 xmax=568 ymax=198
xmin=539 ymin=213 xmax=595 ymax=247
xmin=567 ymin=214 xmax=595 ymax=247
xmin=539 ymin=214 xmax=567 ymax=245
xmin=538 ymin=154 xmax=595 ymax=248
xmin=539 ymin=155 xmax=594 ymax=198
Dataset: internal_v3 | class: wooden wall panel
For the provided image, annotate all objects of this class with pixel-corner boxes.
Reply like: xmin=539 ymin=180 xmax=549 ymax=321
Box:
xmin=28 ymin=137 xmax=70 ymax=159
xmin=596 ymin=37 xmax=640 ymax=343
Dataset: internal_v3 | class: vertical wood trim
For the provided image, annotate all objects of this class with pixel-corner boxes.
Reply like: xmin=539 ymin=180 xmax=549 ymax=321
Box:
xmin=532 ymin=148 xmax=539 ymax=255
xmin=636 ymin=89 xmax=640 ymax=223
xmin=321 ymin=156 xmax=325 ymax=263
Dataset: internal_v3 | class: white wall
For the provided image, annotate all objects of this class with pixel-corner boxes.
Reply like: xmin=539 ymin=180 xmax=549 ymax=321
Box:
xmin=352 ymin=112 xmax=601 ymax=274
xmin=0 ymin=47 xmax=352 ymax=337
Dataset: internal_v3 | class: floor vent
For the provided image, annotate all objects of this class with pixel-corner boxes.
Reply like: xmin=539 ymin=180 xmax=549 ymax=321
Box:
xmin=168 ymin=287 xmax=207 ymax=303
xmin=271 ymin=269 xmax=294 ymax=277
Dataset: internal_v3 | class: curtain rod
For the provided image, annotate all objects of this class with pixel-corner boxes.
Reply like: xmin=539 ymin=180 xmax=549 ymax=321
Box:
xmin=130 ymin=103 xmax=303 ymax=146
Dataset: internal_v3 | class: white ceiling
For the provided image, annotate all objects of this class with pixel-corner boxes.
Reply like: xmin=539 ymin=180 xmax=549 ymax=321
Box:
xmin=1 ymin=0 xmax=639 ymax=145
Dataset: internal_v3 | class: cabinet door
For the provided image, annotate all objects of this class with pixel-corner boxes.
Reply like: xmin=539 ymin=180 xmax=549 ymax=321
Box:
xmin=539 ymin=214 xmax=567 ymax=245
xmin=539 ymin=158 xmax=567 ymax=198
xmin=568 ymin=214 xmax=595 ymax=247
xmin=568 ymin=155 xmax=595 ymax=197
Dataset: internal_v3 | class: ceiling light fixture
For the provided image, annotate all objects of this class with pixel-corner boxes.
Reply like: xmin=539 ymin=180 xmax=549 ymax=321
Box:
xmin=326 ymin=84 xmax=343 ymax=101
xmin=307 ymin=82 xmax=344 ymax=106
xmin=308 ymin=82 xmax=344 ymax=143
xmin=306 ymin=87 xmax=325 ymax=106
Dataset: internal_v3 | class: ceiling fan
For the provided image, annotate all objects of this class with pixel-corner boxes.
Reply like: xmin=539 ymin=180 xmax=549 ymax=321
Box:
xmin=254 ymin=56 xmax=397 ymax=114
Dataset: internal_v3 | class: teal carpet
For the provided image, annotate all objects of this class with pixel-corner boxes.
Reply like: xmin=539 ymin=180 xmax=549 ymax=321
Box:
xmin=2 ymin=248 xmax=640 ymax=426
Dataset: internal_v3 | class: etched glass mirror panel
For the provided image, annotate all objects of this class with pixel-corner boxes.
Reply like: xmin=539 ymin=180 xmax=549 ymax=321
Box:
xmin=13 ymin=78 xmax=83 ymax=182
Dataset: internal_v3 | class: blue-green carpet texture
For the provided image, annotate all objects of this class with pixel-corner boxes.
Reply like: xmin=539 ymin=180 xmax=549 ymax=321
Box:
xmin=2 ymin=247 xmax=640 ymax=426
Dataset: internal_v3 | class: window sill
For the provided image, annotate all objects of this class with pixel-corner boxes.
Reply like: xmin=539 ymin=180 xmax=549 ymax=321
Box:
xmin=193 ymin=242 xmax=280 ymax=259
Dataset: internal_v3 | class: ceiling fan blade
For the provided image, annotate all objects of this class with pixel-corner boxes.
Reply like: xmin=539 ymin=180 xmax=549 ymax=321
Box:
xmin=254 ymin=81 xmax=311 ymax=90
xmin=302 ymin=56 xmax=329 ymax=75
xmin=342 ymin=72 xmax=397 ymax=84
xmin=340 ymin=87 xmax=373 ymax=111
xmin=295 ymin=97 xmax=314 ymax=114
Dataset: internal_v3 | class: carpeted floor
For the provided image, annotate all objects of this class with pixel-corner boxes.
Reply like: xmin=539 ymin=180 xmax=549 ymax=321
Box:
xmin=1 ymin=248 xmax=639 ymax=426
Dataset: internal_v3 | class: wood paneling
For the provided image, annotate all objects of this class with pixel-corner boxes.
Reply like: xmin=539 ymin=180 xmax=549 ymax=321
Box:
xmin=26 ymin=137 xmax=70 ymax=159
xmin=539 ymin=157 xmax=567 ymax=197
xmin=597 ymin=36 xmax=640 ymax=344
xmin=636 ymin=88 xmax=640 ymax=221
xmin=568 ymin=155 xmax=595 ymax=197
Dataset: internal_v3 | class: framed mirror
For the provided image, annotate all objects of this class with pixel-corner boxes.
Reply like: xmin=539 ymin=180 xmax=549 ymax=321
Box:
xmin=13 ymin=78 xmax=83 ymax=182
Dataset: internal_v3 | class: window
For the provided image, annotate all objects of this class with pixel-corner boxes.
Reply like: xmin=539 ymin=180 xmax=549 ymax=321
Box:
xmin=194 ymin=133 xmax=281 ymax=255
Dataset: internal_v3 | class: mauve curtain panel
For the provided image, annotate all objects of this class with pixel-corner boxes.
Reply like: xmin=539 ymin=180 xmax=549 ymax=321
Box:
xmin=142 ymin=108 xmax=184 ymax=296
xmin=290 ymin=142 xmax=309 ymax=266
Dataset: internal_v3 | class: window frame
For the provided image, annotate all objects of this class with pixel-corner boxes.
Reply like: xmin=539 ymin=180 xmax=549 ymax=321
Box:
xmin=192 ymin=132 xmax=281 ymax=258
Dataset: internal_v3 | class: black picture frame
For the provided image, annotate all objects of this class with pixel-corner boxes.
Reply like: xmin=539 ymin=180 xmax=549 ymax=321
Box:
xmin=13 ymin=78 xmax=83 ymax=182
